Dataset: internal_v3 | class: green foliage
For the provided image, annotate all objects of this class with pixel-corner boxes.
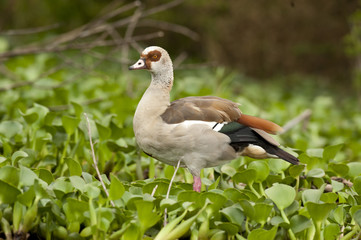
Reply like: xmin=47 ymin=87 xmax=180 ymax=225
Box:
xmin=0 ymin=52 xmax=360 ymax=239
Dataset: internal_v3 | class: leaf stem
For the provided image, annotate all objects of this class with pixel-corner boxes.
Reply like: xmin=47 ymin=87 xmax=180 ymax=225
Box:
xmin=245 ymin=217 xmax=250 ymax=234
xmin=258 ymin=182 xmax=265 ymax=196
xmin=248 ymin=183 xmax=261 ymax=198
xmin=340 ymin=225 xmax=360 ymax=240
xmin=280 ymin=209 xmax=296 ymax=240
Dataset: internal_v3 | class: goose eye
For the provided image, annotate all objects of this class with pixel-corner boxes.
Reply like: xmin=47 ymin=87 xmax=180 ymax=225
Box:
xmin=153 ymin=55 xmax=158 ymax=59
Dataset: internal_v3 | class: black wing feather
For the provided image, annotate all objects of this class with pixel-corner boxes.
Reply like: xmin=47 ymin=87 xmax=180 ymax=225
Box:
xmin=219 ymin=122 xmax=299 ymax=165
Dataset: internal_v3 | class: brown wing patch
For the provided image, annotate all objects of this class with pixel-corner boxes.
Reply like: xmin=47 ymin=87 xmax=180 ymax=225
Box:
xmin=161 ymin=96 xmax=241 ymax=123
xmin=238 ymin=114 xmax=283 ymax=135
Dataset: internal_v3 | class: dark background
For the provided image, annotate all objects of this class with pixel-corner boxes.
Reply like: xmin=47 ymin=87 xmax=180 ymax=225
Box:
xmin=0 ymin=0 xmax=360 ymax=87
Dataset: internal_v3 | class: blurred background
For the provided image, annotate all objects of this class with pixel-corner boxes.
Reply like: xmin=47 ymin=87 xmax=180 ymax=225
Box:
xmin=1 ymin=0 xmax=360 ymax=86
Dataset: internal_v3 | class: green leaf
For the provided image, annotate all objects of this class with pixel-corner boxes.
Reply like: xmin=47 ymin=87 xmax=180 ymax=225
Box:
xmin=69 ymin=176 xmax=86 ymax=193
xmin=215 ymin=222 xmax=239 ymax=235
xmin=347 ymin=162 xmax=361 ymax=177
xmin=329 ymin=163 xmax=349 ymax=177
xmin=109 ymin=174 xmax=125 ymax=200
xmin=36 ymin=168 xmax=54 ymax=185
xmin=0 ymin=166 xmax=19 ymax=187
xmin=302 ymin=184 xmax=326 ymax=203
xmin=289 ymin=165 xmax=305 ymax=178
xmin=96 ymin=122 xmax=111 ymax=141
xmin=71 ymin=101 xmax=83 ymax=118
xmin=200 ymin=191 xmax=227 ymax=212
xmin=331 ymin=205 xmax=345 ymax=225
xmin=290 ymin=215 xmax=312 ymax=233
xmin=0 ymin=179 xmax=21 ymax=204
xmin=323 ymin=144 xmax=343 ymax=161
xmin=65 ymin=158 xmax=82 ymax=176
xmin=253 ymin=203 xmax=273 ymax=225
xmin=209 ymin=176 xmax=220 ymax=190
xmin=20 ymin=111 xmax=38 ymax=124
xmin=306 ymin=202 xmax=336 ymax=223
xmin=239 ymin=200 xmax=254 ymax=219
xmin=11 ymin=150 xmax=29 ymax=165
xmin=268 ymin=159 xmax=290 ymax=174
xmin=178 ymin=190 xmax=200 ymax=203
xmin=331 ymin=180 xmax=344 ymax=192
xmin=354 ymin=176 xmax=361 ymax=195
xmin=248 ymin=226 xmax=277 ymax=240
xmin=85 ymin=183 xmax=100 ymax=199
xmin=324 ymin=223 xmax=340 ymax=240
xmin=307 ymin=168 xmax=325 ymax=178
xmin=248 ymin=160 xmax=270 ymax=182
xmin=17 ymin=186 xmax=35 ymax=207
xmin=320 ymin=192 xmax=338 ymax=203
xmin=160 ymin=198 xmax=180 ymax=212
xmin=19 ymin=165 xmax=38 ymax=187
xmin=63 ymin=198 xmax=89 ymax=222
xmin=62 ymin=115 xmax=80 ymax=136
xmin=223 ymin=188 xmax=247 ymax=202
xmin=265 ymin=183 xmax=296 ymax=210
xmin=52 ymin=177 xmax=74 ymax=193
xmin=0 ymin=121 xmax=23 ymax=139
xmin=221 ymin=165 xmax=237 ymax=177
xmin=221 ymin=205 xmax=245 ymax=227
xmin=135 ymin=200 xmax=161 ymax=232
xmin=233 ymin=169 xmax=256 ymax=185
xmin=155 ymin=211 xmax=187 ymax=240
xmin=353 ymin=209 xmax=361 ymax=226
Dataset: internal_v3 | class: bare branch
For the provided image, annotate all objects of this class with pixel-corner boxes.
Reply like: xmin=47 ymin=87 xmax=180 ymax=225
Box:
xmin=281 ymin=109 xmax=312 ymax=134
xmin=151 ymin=185 xmax=158 ymax=197
xmin=84 ymin=113 xmax=115 ymax=207
xmin=1 ymin=23 xmax=61 ymax=36
xmin=138 ymin=19 xmax=199 ymax=41
xmin=48 ymin=98 xmax=105 ymax=111
xmin=142 ymin=0 xmax=184 ymax=18
xmin=121 ymin=3 xmax=143 ymax=71
xmin=0 ymin=31 xmax=164 ymax=60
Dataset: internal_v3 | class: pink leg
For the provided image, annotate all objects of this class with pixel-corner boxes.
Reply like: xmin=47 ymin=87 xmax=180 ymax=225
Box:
xmin=193 ymin=176 xmax=202 ymax=192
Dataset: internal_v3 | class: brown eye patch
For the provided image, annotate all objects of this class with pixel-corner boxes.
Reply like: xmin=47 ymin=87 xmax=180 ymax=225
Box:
xmin=148 ymin=50 xmax=162 ymax=62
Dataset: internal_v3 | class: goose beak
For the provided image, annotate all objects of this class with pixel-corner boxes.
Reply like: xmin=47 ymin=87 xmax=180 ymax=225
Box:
xmin=129 ymin=58 xmax=147 ymax=70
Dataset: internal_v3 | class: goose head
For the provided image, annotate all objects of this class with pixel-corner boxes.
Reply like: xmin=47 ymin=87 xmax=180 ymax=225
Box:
xmin=129 ymin=46 xmax=173 ymax=74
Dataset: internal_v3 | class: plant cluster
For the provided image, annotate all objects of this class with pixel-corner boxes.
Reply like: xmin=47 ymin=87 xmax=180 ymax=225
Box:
xmin=0 ymin=53 xmax=360 ymax=239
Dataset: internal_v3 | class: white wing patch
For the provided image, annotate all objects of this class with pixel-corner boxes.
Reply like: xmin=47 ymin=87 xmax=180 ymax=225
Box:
xmin=173 ymin=120 xmax=225 ymax=131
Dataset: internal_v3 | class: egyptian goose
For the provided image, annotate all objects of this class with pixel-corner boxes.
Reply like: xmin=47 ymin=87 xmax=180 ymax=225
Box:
xmin=129 ymin=46 xmax=299 ymax=192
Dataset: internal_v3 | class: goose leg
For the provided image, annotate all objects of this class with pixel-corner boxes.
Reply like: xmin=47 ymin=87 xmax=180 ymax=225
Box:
xmin=193 ymin=176 xmax=202 ymax=192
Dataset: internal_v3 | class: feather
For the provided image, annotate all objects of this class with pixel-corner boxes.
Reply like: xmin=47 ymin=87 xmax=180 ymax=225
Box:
xmin=237 ymin=114 xmax=283 ymax=135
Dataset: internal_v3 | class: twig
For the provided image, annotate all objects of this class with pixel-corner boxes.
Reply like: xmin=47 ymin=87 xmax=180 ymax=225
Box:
xmin=331 ymin=176 xmax=353 ymax=187
xmin=138 ymin=19 xmax=199 ymax=41
xmin=164 ymin=159 xmax=181 ymax=226
xmin=1 ymin=23 xmax=61 ymax=36
xmin=52 ymin=1 xmax=141 ymax=46
xmin=48 ymin=98 xmax=105 ymax=111
xmin=173 ymin=52 xmax=188 ymax=69
xmin=151 ymin=185 xmax=159 ymax=197
xmin=84 ymin=113 xmax=115 ymax=207
xmin=121 ymin=2 xmax=143 ymax=72
xmin=281 ymin=109 xmax=312 ymax=134
xmin=0 ymin=31 xmax=164 ymax=60
xmin=141 ymin=0 xmax=184 ymax=18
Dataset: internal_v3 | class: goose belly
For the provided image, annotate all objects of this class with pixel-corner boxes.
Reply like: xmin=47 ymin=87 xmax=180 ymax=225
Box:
xmin=134 ymin=120 xmax=237 ymax=167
